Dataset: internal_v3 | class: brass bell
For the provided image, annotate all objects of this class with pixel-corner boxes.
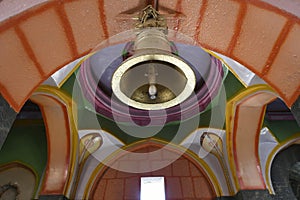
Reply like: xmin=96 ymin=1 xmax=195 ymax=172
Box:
xmin=111 ymin=6 xmax=196 ymax=110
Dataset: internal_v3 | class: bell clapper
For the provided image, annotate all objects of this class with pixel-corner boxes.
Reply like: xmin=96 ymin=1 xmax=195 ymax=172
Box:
xmin=146 ymin=64 xmax=158 ymax=100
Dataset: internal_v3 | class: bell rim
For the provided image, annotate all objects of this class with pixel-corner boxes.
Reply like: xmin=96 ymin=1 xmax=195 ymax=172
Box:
xmin=111 ymin=52 xmax=196 ymax=110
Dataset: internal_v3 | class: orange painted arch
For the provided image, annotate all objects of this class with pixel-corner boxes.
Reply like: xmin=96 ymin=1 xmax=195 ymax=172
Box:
xmin=0 ymin=0 xmax=299 ymax=112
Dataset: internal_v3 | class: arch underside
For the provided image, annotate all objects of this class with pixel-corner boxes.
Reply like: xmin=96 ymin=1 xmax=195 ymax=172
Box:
xmin=0 ymin=0 xmax=299 ymax=112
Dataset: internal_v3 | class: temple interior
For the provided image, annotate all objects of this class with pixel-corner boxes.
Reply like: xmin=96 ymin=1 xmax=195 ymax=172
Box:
xmin=0 ymin=0 xmax=300 ymax=199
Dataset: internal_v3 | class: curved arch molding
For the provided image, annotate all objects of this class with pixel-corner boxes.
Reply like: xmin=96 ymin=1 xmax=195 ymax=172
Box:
xmin=30 ymin=86 xmax=78 ymax=197
xmin=81 ymin=139 xmax=222 ymax=199
xmin=0 ymin=0 xmax=299 ymax=111
xmin=226 ymin=85 xmax=277 ymax=190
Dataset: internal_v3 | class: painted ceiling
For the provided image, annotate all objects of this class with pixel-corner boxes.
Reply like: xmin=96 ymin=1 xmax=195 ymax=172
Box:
xmin=0 ymin=0 xmax=299 ymax=199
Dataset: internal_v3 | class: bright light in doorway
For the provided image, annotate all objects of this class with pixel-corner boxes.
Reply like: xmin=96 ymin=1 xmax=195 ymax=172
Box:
xmin=140 ymin=177 xmax=165 ymax=200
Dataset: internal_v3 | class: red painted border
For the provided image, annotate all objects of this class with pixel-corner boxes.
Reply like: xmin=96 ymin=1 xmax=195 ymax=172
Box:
xmin=98 ymin=0 xmax=109 ymax=39
xmin=227 ymin=2 xmax=247 ymax=54
xmin=14 ymin=26 xmax=45 ymax=77
xmin=232 ymin=93 xmax=275 ymax=190
xmin=194 ymin=0 xmax=208 ymax=44
xmin=262 ymin=21 xmax=295 ymax=75
xmin=54 ymin=4 xmax=79 ymax=58
xmin=32 ymin=94 xmax=71 ymax=195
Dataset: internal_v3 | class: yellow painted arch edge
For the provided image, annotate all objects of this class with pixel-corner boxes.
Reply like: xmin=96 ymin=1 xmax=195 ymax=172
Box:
xmin=33 ymin=85 xmax=79 ymax=197
xmin=82 ymin=138 xmax=223 ymax=198
xmin=225 ymin=84 xmax=277 ymax=191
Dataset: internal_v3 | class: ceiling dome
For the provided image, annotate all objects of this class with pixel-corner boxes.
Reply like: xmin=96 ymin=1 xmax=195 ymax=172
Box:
xmin=79 ymin=40 xmax=224 ymax=125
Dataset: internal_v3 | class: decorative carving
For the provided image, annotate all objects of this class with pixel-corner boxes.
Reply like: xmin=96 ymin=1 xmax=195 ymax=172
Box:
xmin=135 ymin=5 xmax=167 ymax=33
xmin=79 ymin=133 xmax=103 ymax=164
